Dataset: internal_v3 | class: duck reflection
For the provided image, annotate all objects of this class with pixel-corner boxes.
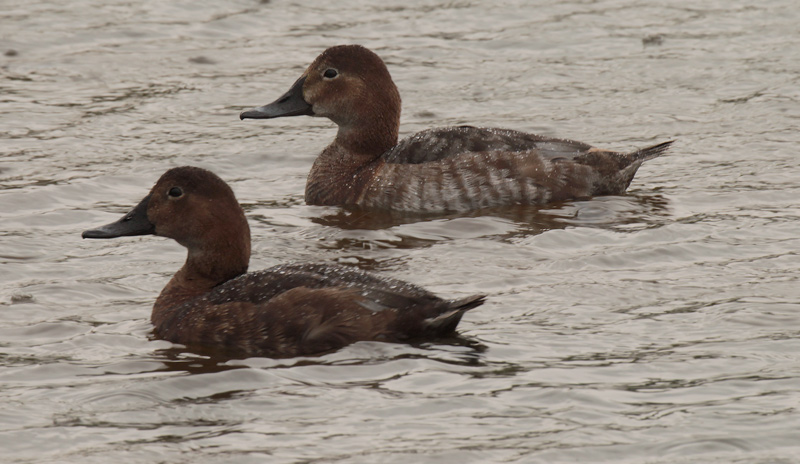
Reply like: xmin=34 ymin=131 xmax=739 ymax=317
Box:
xmin=307 ymin=193 xmax=670 ymax=252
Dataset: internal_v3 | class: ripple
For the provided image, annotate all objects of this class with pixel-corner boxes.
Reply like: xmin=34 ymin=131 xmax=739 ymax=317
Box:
xmin=2 ymin=0 xmax=800 ymax=462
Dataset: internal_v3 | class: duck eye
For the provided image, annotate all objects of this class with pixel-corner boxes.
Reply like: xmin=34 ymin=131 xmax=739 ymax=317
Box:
xmin=168 ymin=186 xmax=183 ymax=198
xmin=322 ymin=68 xmax=338 ymax=79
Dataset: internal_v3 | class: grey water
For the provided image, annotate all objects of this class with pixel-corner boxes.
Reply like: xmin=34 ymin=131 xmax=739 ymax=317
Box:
xmin=2 ymin=0 xmax=799 ymax=462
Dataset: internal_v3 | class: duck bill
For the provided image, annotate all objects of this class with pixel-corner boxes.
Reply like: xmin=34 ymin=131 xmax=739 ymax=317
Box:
xmin=82 ymin=194 xmax=155 ymax=239
xmin=240 ymin=76 xmax=313 ymax=120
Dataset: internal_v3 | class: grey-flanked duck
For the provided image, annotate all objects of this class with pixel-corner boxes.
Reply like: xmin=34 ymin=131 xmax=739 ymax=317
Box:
xmin=241 ymin=44 xmax=673 ymax=213
xmin=82 ymin=166 xmax=484 ymax=358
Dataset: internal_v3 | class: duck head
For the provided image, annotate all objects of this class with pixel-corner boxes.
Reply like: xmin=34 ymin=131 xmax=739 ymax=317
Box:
xmin=240 ymin=45 xmax=401 ymax=151
xmin=83 ymin=166 xmax=251 ymax=283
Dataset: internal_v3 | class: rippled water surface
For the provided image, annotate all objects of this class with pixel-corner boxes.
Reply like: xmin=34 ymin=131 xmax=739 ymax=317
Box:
xmin=2 ymin=0 xmax=800 ymax=462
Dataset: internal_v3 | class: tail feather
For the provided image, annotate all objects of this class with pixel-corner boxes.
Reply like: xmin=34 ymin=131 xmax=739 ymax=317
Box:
xmin=605 ymin=140 xmax=673 ymax=193
xmin=423 ymin=294 xmax=486 ymax=336
xmin=630 ymin=140 xmax=674 ymax=162
xmin=450 ymin=294 xmax=487 ymax=312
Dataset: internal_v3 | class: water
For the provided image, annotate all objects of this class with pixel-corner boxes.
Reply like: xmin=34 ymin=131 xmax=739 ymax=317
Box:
xmin=2 ymin=0 xmax=799 ymax=462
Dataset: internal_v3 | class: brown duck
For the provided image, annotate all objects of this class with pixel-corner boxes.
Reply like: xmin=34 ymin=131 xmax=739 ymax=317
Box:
xmin=241 ymin=44 xmax=673 ymax=213
xmin=82 ymin=166 xmax=484 ymax=358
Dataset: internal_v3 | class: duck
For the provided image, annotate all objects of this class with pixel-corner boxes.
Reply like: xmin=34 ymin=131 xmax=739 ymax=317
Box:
xmin=240 ymin=44 xmax=673 ymax=213
xmin=82 ymin=166 xmax=484 ymax=358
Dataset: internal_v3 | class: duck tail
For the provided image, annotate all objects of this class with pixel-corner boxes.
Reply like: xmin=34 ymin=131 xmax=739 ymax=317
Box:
xmin=423 ymin=294 xmax=486 ymax=336
xmin=629 ymin=140 xmax=674 ymax=162
xmin=604 ymin=140 xmax=673 ymax=193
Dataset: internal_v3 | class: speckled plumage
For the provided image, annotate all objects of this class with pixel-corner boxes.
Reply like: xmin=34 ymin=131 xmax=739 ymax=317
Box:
xmin=241 ymin=45 xmax=673 ymax=213
xmin=83 ymin=167 xmax=484 ymax=358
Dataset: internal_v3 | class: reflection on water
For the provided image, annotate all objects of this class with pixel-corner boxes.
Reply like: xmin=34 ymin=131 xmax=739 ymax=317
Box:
xmin=155 ymin=334 xmax=488 ymax=377
xmin=2 ymin=0 xmax=800 ymax=462
xmin=309 ymin=193 xmax=670 ymax=253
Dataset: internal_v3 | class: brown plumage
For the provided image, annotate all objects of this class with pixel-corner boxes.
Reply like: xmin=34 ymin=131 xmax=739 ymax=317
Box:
xmin=240 ymin=44 xmax=673 ymax=213
xmin=82 ymin=166 xmax=484 ymax=358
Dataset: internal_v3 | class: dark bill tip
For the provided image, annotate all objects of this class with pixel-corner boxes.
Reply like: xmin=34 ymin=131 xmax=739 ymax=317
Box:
xmin=82 ymin=227 xmax=114 ymax=239
xmin=240 ymin=75 xmax=312 ymax=120
xmin=82 ymin=194 xmax=155 ymax=240
xmin=239 ymin=107 xmax=278 ymax=120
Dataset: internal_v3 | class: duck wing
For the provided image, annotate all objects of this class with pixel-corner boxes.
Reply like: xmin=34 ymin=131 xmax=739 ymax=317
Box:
xmin=381 ymin=126 xmax=595 ymax=165
xmin=206 ymin=262 xmax=438 ymax=306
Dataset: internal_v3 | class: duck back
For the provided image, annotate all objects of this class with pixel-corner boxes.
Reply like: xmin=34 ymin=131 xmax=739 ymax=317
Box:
xmin=154 ymin=263 xmax=484 ymax=358
xmin=382 ymin=126 xmax=593 ymax=164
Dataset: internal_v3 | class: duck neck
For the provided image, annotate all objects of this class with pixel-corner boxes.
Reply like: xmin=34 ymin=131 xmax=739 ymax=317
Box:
xmin=305 ymin=115 xmax=400 ymax=206
xmin=152 ymin=230 xmax=250 ymax=327
xmin=306 ymin=142 xmax=382 ymax=206
xmin=333 ymin=117 xmax=399 ymax=160
xmin=327 ymin=79 xmax=402 ymax=163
